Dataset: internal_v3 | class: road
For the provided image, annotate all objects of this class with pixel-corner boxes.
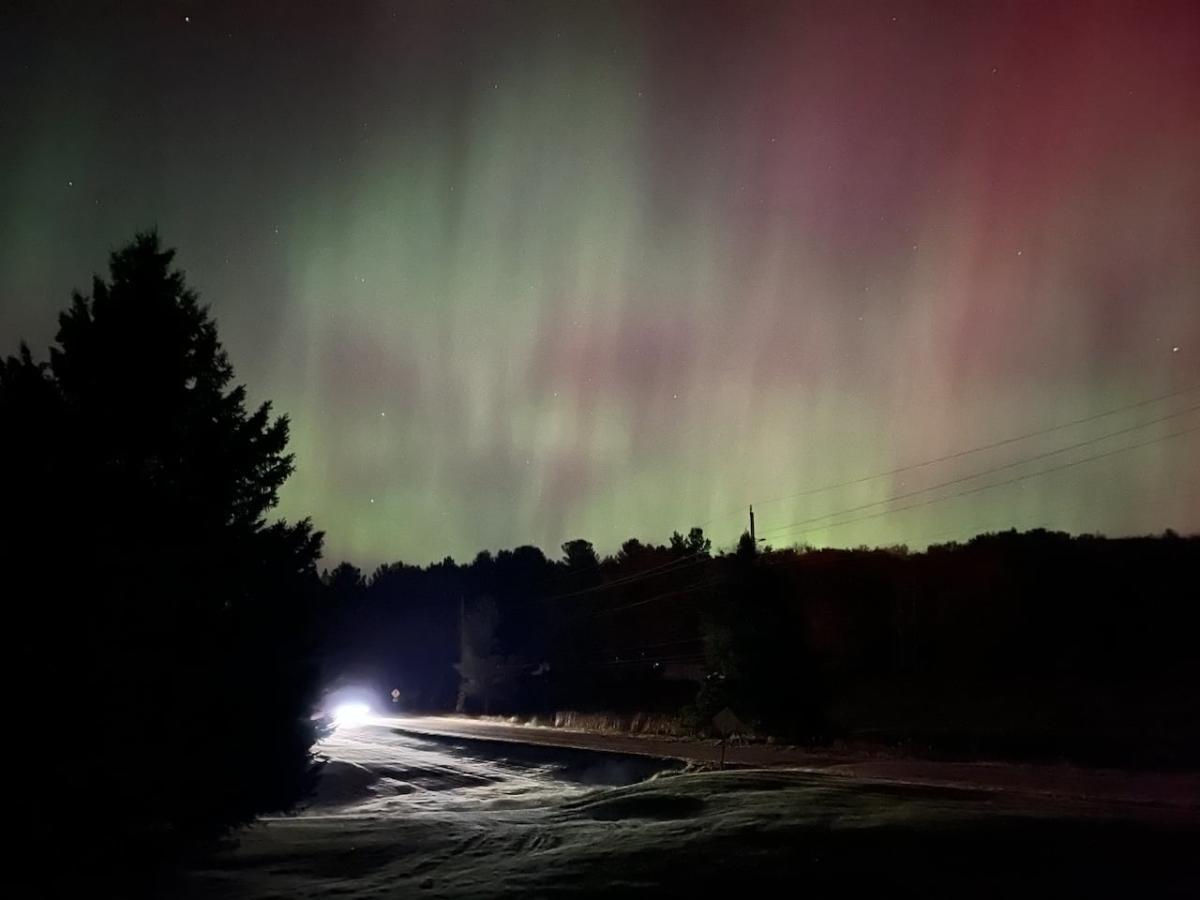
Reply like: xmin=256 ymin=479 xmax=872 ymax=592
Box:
xmin=385 ymin=713 xmax=1200 ymax=817
xmin=180 ymin=717 xmax=1200 ymax=898
xmin=305 ymin=715 xmax=678 ymax=815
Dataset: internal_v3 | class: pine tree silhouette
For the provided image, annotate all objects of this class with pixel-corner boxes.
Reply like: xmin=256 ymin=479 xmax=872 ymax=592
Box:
xmin=1 ymin=232 xmax=325 ymax=858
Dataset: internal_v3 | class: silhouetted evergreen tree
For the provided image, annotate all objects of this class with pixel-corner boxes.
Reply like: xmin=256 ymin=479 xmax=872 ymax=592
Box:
xmin=1 ymin=233 xmax=325 ymax=859
xmin=561 ymin=538 xmax=600 ymax=570
xmin=735 ymin=529 xmax=757 ymax=560
xmin=670 ymin=526 xmax=713 ymax=558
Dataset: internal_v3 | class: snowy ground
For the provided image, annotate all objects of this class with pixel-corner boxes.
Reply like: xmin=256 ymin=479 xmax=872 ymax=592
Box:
xmin=179 ymin=718 xmax=1199 ymax=898
xmin=382 ymin=714 xmax=1200 ymax=812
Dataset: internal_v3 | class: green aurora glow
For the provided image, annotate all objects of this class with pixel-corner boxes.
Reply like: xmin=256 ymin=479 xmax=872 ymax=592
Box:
xmin=2 ymin=2 xmax=1197 ymax=565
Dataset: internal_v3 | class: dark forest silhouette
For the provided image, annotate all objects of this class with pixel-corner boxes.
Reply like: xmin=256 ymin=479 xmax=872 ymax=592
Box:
xmin=323 ymin=527 xmax=1200 ymax=767
xmin=1 ymin=234 xmax=325 ymax=861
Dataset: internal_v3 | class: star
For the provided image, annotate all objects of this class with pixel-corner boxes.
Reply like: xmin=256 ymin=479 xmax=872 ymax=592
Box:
xmin=184 ymin=16 xmax=190 ymax=24
xmin=1173 ymin=346 xmax=1180 ymax=353
xmin=380 ymin=411 xmax=386 ymax=417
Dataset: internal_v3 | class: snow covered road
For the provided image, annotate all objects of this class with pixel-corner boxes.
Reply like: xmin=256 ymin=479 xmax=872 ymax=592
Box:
xmin=383 ymin=714 xmax=1200 ymax=815
xmin=303 ymin=718 xmax=681 ymax=816
xmin=179 ymin=719 xmax=1200 ymax=898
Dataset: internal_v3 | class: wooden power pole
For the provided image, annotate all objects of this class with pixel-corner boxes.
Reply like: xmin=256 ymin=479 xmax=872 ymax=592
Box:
xmin=455 ymin=595 xmax=466 ymax=713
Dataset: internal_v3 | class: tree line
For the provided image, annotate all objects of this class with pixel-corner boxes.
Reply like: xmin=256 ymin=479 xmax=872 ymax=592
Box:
xmin=321 ymin=526 xmax=1200 ymax=766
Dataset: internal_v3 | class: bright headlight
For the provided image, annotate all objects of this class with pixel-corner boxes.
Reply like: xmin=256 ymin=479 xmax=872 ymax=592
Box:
xmin=332 ymin=701 xmax=371 ymax=728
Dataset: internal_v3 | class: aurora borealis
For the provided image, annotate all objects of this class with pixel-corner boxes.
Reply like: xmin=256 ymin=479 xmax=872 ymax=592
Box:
xmin=2 ymin=1 xmax=1198 ymax=567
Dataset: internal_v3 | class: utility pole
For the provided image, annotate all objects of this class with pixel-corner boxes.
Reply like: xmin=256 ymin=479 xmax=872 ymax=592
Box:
xmin=749 ymin=504 xmax=756 ymax=545
xmin=455 ymin=595 xmax=466 ymax=714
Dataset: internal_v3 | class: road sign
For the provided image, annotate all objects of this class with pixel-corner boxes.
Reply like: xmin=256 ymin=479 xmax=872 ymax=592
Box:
xmin=712 ymin=707 xmax=745 ymax=737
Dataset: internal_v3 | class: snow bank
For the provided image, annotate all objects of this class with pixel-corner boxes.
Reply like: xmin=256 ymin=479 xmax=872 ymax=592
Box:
xmin=182 ymin=724 xmax=1200 ymax=898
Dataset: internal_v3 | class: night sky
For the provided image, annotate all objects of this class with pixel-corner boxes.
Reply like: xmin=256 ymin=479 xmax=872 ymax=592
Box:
xmin=2 ymin=1 xmax=1198 ymax=566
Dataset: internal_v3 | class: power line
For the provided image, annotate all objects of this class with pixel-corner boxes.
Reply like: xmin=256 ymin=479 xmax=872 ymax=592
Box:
xmin=582 ymin=576 xmax=726 ymax=618
xmin=552 ymin=404 xmax=1196 ymax=607
xmin=758 ymin=403 xmax=1200 ymax=540
xmin=545 ymin=550 xmax=712 ymax=602
xmin=700 ymin=382 xmax=1200 ymax=530
xmin=769 ymin=422 xmax=1200 ymax=542
xmin=550 ymin=424 xmax=1198 ymax=621
xmin=545 ymin=386 xmax=1200 ymax=607
xmin=907 ymin=476 xmax=1200 ymax=548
